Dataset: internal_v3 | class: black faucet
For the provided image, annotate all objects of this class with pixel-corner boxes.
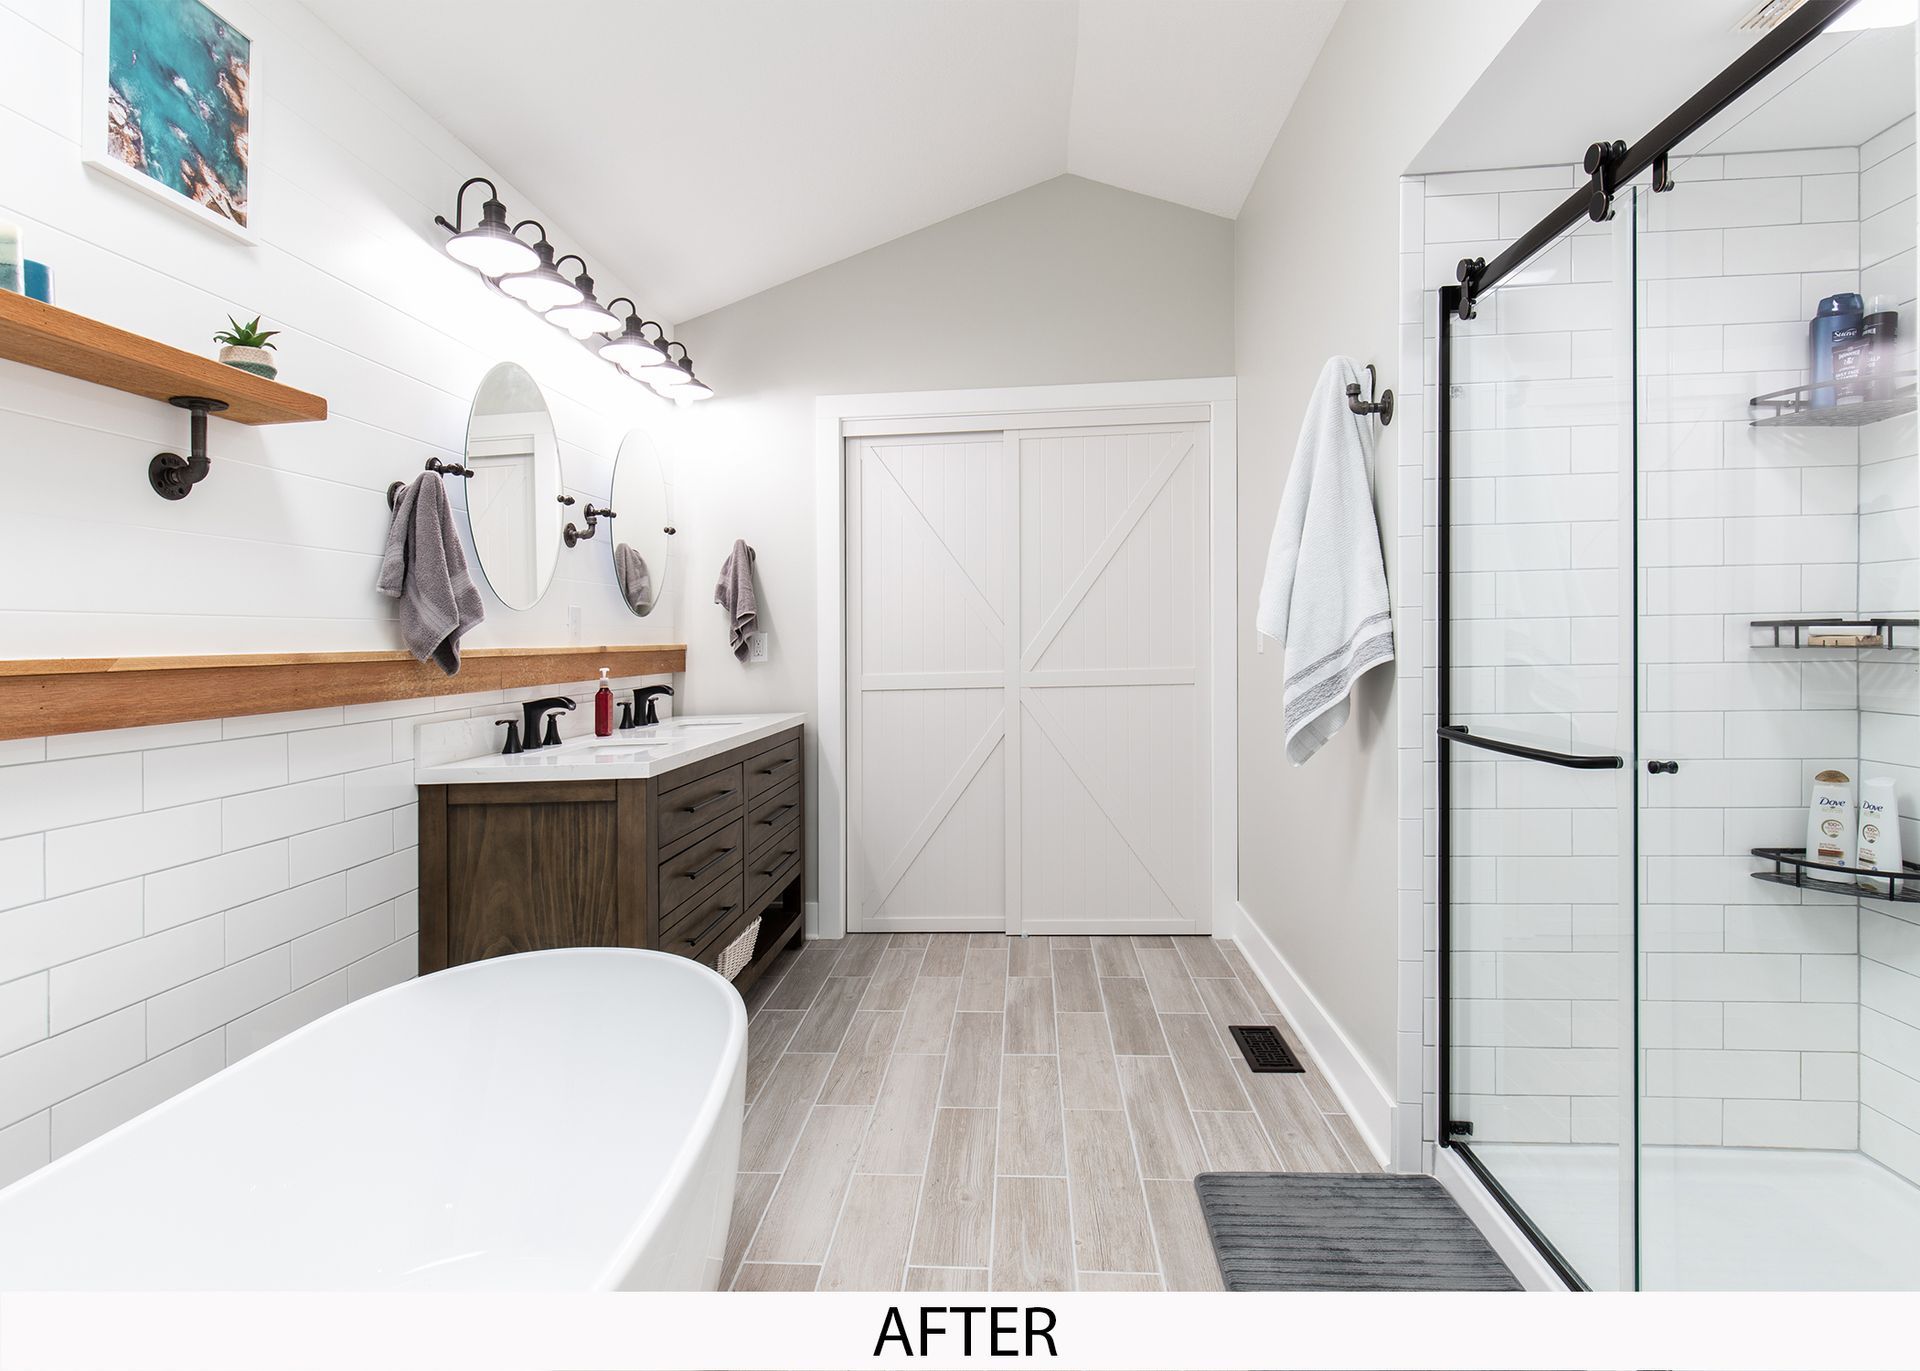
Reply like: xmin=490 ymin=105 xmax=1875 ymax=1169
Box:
xmin=520 ymin=696 xmax=576 ymax=749
xmin=631 ymin=684 xmax=674 ymax=727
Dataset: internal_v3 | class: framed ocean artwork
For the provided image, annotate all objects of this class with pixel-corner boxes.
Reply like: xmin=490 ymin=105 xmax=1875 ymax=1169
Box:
xmin=82 ymin=0 xmax=258 ymax=243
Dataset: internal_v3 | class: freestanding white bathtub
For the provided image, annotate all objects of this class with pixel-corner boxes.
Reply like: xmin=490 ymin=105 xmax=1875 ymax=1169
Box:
xmin=0 ymin=949 xmax=747 ymax=1290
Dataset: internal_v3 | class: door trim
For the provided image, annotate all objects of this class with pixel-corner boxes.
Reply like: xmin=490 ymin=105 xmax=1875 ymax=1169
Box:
xmin=817 ymin=377 xmax=1238 ymax=941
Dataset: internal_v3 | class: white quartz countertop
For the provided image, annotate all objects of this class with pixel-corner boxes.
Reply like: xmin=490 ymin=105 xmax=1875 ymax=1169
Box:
xmin=413 ymin=713 xmax=805 ymax=786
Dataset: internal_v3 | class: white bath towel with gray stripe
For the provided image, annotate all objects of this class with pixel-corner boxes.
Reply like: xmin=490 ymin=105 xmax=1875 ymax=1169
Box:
xmin=1256 ymin=356 xmax=1394 ymax=766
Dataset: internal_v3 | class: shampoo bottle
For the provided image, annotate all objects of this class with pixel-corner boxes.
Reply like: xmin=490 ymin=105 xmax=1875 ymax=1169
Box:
xmin=1858 ymin=777 xmax=1905 ymax=897
xmin=1806 ymin=769 xmax=1853 ymax=869
xmin=594 ymin=668 xmax=613 ymax=738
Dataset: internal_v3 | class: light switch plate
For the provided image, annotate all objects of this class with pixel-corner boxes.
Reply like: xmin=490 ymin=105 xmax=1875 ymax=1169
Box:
xmin=567 ymin=605 xmax=582 ymax=644
xmin=748 ymin=631 xmax=770 ymax=663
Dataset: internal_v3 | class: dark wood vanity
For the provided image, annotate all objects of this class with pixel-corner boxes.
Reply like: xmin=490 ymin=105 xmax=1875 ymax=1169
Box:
xmin=415 ymin=725 xmax=804 ymax=993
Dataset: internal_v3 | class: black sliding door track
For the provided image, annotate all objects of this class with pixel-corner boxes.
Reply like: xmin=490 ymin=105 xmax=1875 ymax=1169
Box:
xmin=1432 ymin=0 xmax=1858 ymax=1291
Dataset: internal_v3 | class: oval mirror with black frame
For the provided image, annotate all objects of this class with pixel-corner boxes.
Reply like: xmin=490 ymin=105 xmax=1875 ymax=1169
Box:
xmin=463 ymin=362 xmax=562 ymax=611
xmin=608 ymin=428 xmax=673 ymax=617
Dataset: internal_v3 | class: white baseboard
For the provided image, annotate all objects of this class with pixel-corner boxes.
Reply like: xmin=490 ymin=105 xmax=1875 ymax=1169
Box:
xmin=1230 ymin=903 xmax=1395 ymax=1170
xmin=805 ymin=900 xmax=824 ymax=939
xmin=1433 ymin=1146 xmax=1570 ymax=1291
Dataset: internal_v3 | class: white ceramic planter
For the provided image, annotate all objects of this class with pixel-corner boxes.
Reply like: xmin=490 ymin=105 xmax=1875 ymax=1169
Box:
xmin=218 ymin=343 xmax=277 ymax=379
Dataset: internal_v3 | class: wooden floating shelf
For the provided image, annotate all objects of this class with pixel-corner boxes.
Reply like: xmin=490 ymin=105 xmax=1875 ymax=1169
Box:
xmin=0 ymin=291 xmax=326 ymax=426
xmin=0 ymin=645 xmax=686 ymax=742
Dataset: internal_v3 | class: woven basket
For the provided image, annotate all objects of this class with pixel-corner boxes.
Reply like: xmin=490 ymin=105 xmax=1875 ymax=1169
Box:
xmin=716 ymin=917 xmax=761 ymax=982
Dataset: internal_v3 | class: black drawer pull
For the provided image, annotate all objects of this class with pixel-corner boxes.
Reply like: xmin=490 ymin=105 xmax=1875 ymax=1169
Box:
xmin=759 ymin=859 xmax=791 ymax=877
xmin=757 ymin=758 xmax=795 ymax=776
xmin=686 ymin=847 xmax=736 ymax=882
xmin=757 ymin=803 xmax=797 ymax=825
xmin=683 ymin=788 xmax=737 ymax=815
xmin=693 ymin=903 xmax=738 ymax=942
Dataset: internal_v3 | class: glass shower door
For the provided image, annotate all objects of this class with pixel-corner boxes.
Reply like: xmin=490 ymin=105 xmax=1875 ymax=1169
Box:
xmin=1441 ymin=199 xmax=1639 ymax=1289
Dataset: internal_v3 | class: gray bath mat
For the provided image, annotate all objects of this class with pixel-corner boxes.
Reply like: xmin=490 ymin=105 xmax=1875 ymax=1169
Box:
xmin=1194 ymin=1172 xmax=1522 ymax=1291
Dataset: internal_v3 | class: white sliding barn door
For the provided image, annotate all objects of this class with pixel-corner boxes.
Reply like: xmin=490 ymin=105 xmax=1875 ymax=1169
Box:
xmin=1016 ymin=424 xmax=1208 ymax=935
xmin=846 ymin=420 xmax=1209 ymax=935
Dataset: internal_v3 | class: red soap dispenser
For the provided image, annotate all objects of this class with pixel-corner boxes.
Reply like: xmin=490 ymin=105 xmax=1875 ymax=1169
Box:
xmin=594 ymin=668 xmax=614 ymax=737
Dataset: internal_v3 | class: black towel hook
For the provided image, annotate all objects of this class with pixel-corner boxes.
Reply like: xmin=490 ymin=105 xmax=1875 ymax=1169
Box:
xmin=1346 ymin=363 xmax=1394 ymax=426
xmin=387 ymin=457 xmax=477 ymax=510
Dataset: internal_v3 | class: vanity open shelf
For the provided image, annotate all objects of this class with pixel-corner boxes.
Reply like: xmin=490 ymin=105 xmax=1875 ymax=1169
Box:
xmin=1749 ymin=616 xmax=1918 ymax=649
xmin=1748 ymin=374 xmax=1916 ymax=428
xmin=1750 ymin=847 xmax=1919 ymax=904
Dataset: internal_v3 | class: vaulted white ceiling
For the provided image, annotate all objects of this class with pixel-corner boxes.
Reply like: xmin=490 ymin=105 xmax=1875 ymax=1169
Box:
xmin=307 ymin=0 xmax=1342 ymax=322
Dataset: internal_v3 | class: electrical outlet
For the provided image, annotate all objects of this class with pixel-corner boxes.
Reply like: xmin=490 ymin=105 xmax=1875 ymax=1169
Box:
xmin=748 ymin=632 xmax=770 ymax=663
xmin=567 ymin=605 xmax=582 ymax=645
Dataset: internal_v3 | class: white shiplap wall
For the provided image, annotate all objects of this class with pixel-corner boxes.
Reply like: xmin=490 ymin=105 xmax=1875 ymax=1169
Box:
xmin=0 ymin=0 xmax=685 ymax=1185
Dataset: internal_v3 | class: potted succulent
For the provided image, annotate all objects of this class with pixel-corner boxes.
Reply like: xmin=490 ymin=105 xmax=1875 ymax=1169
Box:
xmin=213 ymin=315 xmax=280 ymax=380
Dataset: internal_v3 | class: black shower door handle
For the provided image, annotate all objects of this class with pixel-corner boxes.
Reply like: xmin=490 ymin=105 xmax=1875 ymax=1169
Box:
xmin=1647 ymin=760 xmax=1679 ymax=774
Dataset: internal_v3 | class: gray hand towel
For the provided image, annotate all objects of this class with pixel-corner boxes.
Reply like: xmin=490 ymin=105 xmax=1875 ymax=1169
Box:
xmin=713 ymin=538 xmax=757 ymax=662
xmin=376 ymin=473 xmax=485 ymax=675
xmin=613 ymin=541 xmax=652 ymax=614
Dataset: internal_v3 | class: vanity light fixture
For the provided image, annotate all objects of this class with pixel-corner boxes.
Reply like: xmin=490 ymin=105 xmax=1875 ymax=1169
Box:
xmin=433 ymin=178 xmax=712 ymax=399
xmin=599 ymin=301 xmax=671 ymax=368
xmin=497 ymin=222 xmax=586 ymax=312
xmin=544 ymin=256 xmax=622 ymax=336
xmin=435 ymin=177 xmax=539 ymax=277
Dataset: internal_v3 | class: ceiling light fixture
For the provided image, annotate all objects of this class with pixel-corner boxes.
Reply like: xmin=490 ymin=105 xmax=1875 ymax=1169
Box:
xmin=654 ymin=342 xmax=711 ymax=402
xmin=545 ymin=256 xmax=622 ymax=336
xmin=497 ymin=221 xmax=585 ymax=312
xmin=434 ymin=177 xmax=539 ymax=277
xmin=599 ymin=300 xmax=671 ymax=368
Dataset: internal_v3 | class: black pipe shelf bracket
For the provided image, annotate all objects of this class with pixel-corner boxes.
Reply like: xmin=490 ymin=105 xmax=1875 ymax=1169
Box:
xmin=386 ymin=457 xmax=476 ymax=511
xmin=148 ymin=396 xmax=231 ymax=500
xmin=564 ymin=502 xmax=615 ymax=548
xmin=1346 ymin=363 xmax=1394 ymax=426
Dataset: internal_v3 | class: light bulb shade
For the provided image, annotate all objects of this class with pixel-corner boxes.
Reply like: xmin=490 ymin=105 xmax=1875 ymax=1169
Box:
xmin=678 ymin=375 xmax=714 ymax=401
xmin=445 ymin=199 xmax=539 ymax=276
xmin=649 ymin=365 xmax=691 ymax=389
xmin=547 ymin=297 xmax=621 ymax=334
xmin=599 ymin=318 xmax=669 ymax=366
xmin=499 ymin=242 xmax=584 ymax=311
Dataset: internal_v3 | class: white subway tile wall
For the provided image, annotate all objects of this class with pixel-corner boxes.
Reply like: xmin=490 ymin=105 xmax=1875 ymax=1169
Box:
xmin=0 ymin=675 xmax=665 ymax=1188
xmin=1402 ymin=122 xmax=1920 ymax=1183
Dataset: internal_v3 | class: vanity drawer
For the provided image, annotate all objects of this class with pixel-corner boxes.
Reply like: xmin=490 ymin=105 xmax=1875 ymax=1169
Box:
xmin=658 ymin=763 xmax=744 ymax=849
xmin=660 ymin=815 xmax=744 ymax=916
xmin=746 ymin=817 xmax=804 ymax=911
xmin=745 ymin=736 xmax=801 ymax=801
xmin=659 ymin=869 xmax=746 ymax=962
xmin=747 ymin=781 xmax=802 ymax=854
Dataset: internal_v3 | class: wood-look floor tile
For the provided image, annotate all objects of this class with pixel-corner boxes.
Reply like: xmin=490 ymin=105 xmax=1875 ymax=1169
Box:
xmin=1136 ymin=946 xmax=1202 ymax=1012
xmin=789 ymin=975 xmax=869 ymax=1053
xmin=818 ymin=1010 xmax=903 ymax=1107
xmin=744 ymin=1009 xmax=804 ymax=1106
xmin=1062 ymin=1109 xmax=1157 ymax=1275
xmin=818 ymin=1173 xmax=921 ymax=1291
xmin=968 ymin=932 xmax=1002 ymax=948
xmin=1222 ymin=942 xmax=1280 ymax=1013
xmin=890 ymin=932 xmax=931 ymax=948
xmin=1161 ymin=1012 xmax=1252 ymax=1112
xmin=1100 ymin=977 xmax=1167 ymax=1055
xmin=740 ymin=1051 xmax=833 ymax=1172
xmin=991 ymin=1176 xmax=1073 ymax=1291
xmin=743 ymin=947 xmax=802 ymax=1015
xmin=1266 ymin=1013 xmax=1343 ymax=1114
xmin=1142 ymin=1178 xmax=1224 ymax=1291
xmin=906 ymin=1266 xmax=988 ymax=1291
xmin=760 ymin=945 xmax=839 ymax=1012
xmin=920 ymin=933 xmax=969 ymax=977
xmin=1192 ymin=975 xmax=1262 ymax=1052
xmin=858 ymin=1053 xmax=944 ymax=1175
xmin=941 ymin=1011 xmax=1004 ymax=1107
xmin=734 ymin=1262 xmax=820 ymax=1290
xmin=997 ymin=1054 xmax=1065 ymax=1176
xmin=895 ymin=973 xmax=961 ymax=1054
xmin=862 ymin=947 xmax=926 ymax=1012
xmin=1129 ymin=934 xmax=1174 ymax=949
xmin=1005 ymin=975 xmax=1056 ymax=1054
xmin=1076 ymin=1270 xmax=1162 ymax=1290
xmin=1174 ymin=936 xmax=1234 ymax=979
xmin=1117 ymin=1055 xmax=1208 ymax=1181
xmin=1193 ymin=1111 xmax=1278 ymax=1171
xmin=1050 ymin=934 xmax=1090 ymax=949
xmin=1056 ymin=1012 xmax=1121 ymax=1110
xmin=911 ymin=1108 xmax=996 ymax=1268
xmin=722 ymin=1172 xmax=779 ymax=1288
xmin=1051 ymin=947 xmax=1102 ymax=1012
xmin=1327 ymin=1112 xmax=1383 ymax=1173
xmin=1007 ymin=935 xmax=1052 ymax=976
xmin=836 ymin=933 xmax=892 ymax=978
xmin=1236 ymin=1061 xmax=1351 ymax=1171
xmin=747 ymin=1105 xmax=871 ymax=1263
xmin=1090 ymin=936 xmax=1140 ymax=978
xmin=957 ymin=947 xmax=1009 ymax=1011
